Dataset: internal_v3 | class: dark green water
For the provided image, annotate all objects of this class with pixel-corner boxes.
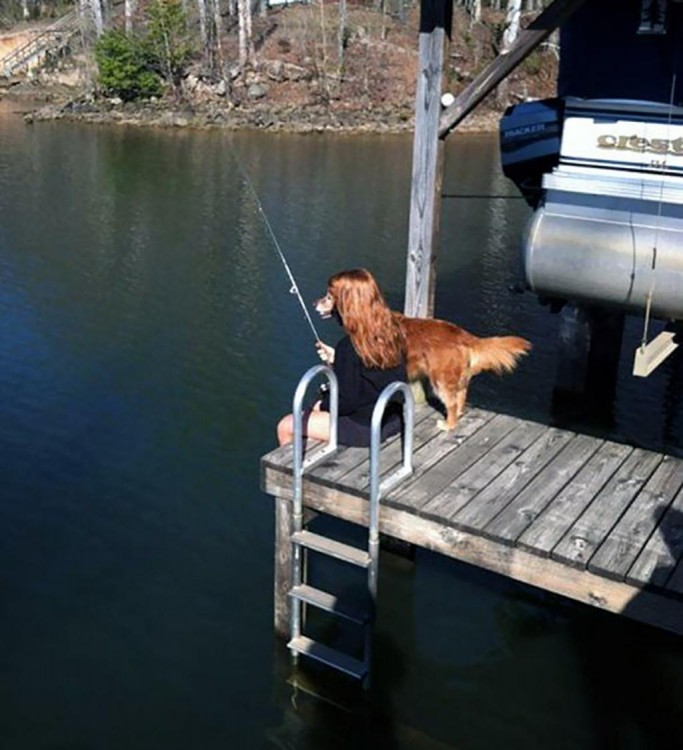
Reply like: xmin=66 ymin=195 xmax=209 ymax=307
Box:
xmin=0 ymin=101 xmax=681 ymax=749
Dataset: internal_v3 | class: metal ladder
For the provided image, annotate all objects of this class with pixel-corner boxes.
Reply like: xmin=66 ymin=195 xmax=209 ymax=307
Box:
xmin=287 ymin=364 xmax=414 ymax=687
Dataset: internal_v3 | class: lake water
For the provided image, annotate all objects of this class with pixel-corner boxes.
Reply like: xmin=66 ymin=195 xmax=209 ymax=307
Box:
xmin=0 ymin=100 xmax=681 ymax=749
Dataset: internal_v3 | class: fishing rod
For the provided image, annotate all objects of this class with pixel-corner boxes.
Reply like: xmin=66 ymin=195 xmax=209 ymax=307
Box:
xmin=231 ymin=154 xmax=322 ymax=344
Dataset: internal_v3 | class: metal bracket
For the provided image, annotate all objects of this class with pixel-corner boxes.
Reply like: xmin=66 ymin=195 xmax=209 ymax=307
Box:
xmin=633 ymin=331 xmax=679 ymax=377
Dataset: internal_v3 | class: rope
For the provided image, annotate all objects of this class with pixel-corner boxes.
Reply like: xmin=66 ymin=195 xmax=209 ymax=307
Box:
xmin=231 ymin=152 xmax=322 ymax=344
xmin=640 ymin=66 xmax=678 ymax=350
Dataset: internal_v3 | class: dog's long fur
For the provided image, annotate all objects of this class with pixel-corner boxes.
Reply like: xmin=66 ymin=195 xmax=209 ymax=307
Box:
xmin=394 ymin=313 xmax=531 ymax=430
xmin=316 ymin=291 xmax=531 ymax=431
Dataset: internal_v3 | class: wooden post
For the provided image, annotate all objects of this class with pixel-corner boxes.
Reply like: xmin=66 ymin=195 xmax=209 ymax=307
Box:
xmin=555 ymin=303 xmax=592 ymax=395
xmin=553 ymin=303 xmax=624 ymax=427
xmin=404 ymin=0 xmax=452 ymax=319
xmin=274 ymin=495 xmax=293 ymax=639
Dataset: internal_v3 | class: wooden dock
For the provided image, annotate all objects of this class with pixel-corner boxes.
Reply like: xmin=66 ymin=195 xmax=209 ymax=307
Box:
xmin=261 ymin=405 xmax=683 ymax=637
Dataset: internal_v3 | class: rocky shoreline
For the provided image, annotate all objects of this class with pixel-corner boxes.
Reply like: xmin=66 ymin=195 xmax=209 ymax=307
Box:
xmin=18 ymin=92 xmax=500 ymax=135
xmin=3 ymin=74 xmax=500 ymax=135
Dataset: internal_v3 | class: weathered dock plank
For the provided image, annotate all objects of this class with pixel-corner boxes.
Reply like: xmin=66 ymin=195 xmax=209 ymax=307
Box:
xmin=484 ymin=433 xmax=602 ymax=546
xmin=550 ymin=448 xmax=663 ymax=569
xmin=518 ymin=441 xmax=633 ymax=557
xmin=627 ymin=484 xmax=683 ymax=589
xmin=449 ymin=426 xmax=574 ymax=535
xmin=333 ymin=404 xmax=458 ymax=496
xmin=385 ymin=411 xmax=517 ymax=513
xmin=588 ymin=456 xmax=683 ymax=582
xmin=308 ymin=405 xmax=435 ymax=487
xmin=420 ymin=418 xmax=547 ymax=523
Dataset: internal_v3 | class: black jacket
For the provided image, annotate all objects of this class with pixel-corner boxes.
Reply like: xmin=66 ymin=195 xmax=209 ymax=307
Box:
xmin=320 ymin=336 xmax=407 ymax=425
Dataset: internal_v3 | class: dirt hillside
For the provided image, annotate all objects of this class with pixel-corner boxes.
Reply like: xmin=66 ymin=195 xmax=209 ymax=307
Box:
xmin=5 ymin=4 xmax=559 ymax=133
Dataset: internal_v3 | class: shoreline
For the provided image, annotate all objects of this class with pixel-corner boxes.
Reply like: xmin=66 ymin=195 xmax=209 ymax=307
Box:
xmin=4 ymin=87 xmax=501 ymax=135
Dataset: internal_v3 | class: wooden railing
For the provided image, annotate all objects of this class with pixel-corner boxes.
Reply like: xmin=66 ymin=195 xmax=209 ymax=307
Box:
xmin=1 ymin=10 xmax=79 ymax=77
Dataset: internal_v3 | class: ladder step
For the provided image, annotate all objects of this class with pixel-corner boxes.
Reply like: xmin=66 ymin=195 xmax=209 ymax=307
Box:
xmin=288 ymin=635 xmax=368 ymax=680
xmin=291 ymin=531 xmax=371 ymax=568
xmin=289 ymin=584 xmax=371 ymax=624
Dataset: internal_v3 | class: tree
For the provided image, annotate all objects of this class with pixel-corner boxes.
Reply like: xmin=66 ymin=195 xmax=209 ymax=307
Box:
xmin=502 ymin=0 xmax=522 ymax=52
xmin=337 ymin=0 xmax=346 ymax=77
xmin=95 ymin=30 xmax=162 ymax=99
xmin=144 ymin=0 xmax=193 ymax=90
xmin=211 ymin=0 xmax=224 ymax=70
xmin=124 ymin=0 xmax=137 ymax=33
xmin=91 ymin=0 xmax=104 ymax=36
xmin=237 ymin=0 xmax=253 ymax=68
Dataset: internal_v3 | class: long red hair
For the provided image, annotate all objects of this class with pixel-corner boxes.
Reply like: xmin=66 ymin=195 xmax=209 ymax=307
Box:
xmin=328 ymin=268 xmax=404 ymax=369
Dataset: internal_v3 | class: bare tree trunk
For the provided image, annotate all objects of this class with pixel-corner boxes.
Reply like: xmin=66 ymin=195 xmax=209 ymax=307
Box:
xmin=245 ymin=0 xmax=254 ymax=62
xmin=21 ymin=0 xmax=30 ymax=20
xmin=337 ymin=0 xmax=346 ymax=77
xmin=212 ymin=0 xmax=224 ymax=71
xmin=237 ymin=0 xmax=254 ymax=67
xmin=91 ymin=0 xmax=104 ymax=36
xmin=197 ymin=0 xmax=209 ymax=65
xmin=124 ymin=0 xmax=136 ymax=34
xmin=497 ymin=0 xmax=522 ymax=106
xmin=502 ymin=0 xmax=522 ymax=52
xmin=317 ymin=0 xmax=329 ymax=100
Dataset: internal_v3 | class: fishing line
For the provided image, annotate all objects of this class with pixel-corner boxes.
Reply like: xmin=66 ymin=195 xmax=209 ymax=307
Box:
xmin=231 ymin=152 xmax=322 ymax=343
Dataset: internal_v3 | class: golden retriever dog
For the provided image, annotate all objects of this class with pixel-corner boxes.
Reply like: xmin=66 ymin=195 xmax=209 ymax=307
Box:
xmin=315 ymin=269 xmax=531 ymax=432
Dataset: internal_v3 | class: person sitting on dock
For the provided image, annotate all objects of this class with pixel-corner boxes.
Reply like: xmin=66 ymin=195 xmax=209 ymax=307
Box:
xmin=277 ymin=269 xmax=407 ymax=448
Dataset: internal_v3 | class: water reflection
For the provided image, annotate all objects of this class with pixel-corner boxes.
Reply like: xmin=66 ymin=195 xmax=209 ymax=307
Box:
xmin=0 ymin=103 xmax=681 ymax=749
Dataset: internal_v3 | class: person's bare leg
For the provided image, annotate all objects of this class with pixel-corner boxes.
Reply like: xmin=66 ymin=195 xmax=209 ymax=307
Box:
xmin=277 ymin=411 xmax=331 ymax=446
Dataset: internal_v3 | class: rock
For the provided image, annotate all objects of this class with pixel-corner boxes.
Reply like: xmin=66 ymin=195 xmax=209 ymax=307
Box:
xmin=110 ymin=96 xmax=122 ymax=106
xmin=214 ymin=79 xmax=227 ymax=97
xmin=266 ymin=60 xmax=285 ymax=82
xmin=185 ymin=74 xmax=199 ymax=92
xmin=247 ymin=83 xmax=267 ymax=100
xmin=284 ymin=63 xmax=309 ymax=82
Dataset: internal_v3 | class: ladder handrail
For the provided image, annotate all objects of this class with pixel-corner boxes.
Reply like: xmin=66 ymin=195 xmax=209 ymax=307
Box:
xmin=365 ymin=380 xmax=414 ymax=687
xmin=291 ymin=364 xmax=339 ymax=511
xmin=290 ymin=364 xmax=339 ymax=648
xmin=369 ymin=381 xmax=414 ymax=541
xmin=367 ymin=381 xmax=414 ymax=599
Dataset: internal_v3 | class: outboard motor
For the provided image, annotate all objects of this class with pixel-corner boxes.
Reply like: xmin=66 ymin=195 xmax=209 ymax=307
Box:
xmin=500 ymin=98 xmax=564 ymax=208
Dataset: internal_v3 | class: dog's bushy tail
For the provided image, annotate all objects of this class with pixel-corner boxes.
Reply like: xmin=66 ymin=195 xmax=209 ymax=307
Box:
xmin=470 ymin=336 xmax=532 ymax=376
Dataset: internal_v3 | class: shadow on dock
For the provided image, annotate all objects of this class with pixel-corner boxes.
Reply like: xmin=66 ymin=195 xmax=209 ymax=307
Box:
xmin=573 ymin=507 xmax=683 ymax=749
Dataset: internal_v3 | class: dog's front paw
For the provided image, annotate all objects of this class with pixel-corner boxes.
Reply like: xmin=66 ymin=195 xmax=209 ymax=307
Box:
xmin=436 ymin=418 xmax=458 ymax=432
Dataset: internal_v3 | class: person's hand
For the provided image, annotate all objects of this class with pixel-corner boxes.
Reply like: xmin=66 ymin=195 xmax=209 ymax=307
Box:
xmin=316 ymin=341 xmax=335 ymax=364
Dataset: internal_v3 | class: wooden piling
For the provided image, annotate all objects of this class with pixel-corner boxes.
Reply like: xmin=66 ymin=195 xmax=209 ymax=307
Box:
xmin=404 ymin=0 xmax=451 ymax=319
xmin=274 ymin=495 xmax=293 ymax=638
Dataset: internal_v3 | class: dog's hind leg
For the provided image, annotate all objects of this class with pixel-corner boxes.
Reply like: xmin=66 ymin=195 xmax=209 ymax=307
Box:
xmin=434 ymin=378 xmax=470 ymax=432
xmin=410 ymin=379 xmax=428 ymax=407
